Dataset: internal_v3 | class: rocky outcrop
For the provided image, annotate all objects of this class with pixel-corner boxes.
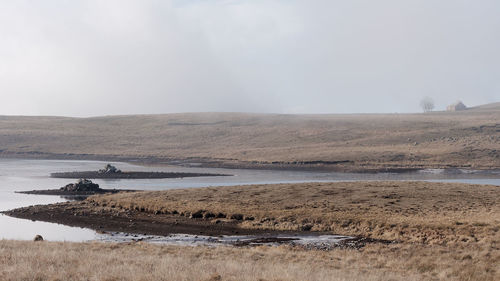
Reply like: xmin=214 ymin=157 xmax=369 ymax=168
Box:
xmin=17 ymin=179 xmax=133 ymax=196
xmin=60 ymin=179 xmax=101 ymax=192
xmin=98 ymin=164 xmax=121 ymax=174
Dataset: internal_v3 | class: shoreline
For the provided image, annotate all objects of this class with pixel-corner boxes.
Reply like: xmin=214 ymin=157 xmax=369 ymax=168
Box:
xmin=1 ymin=201 xmax=389 ymax=249
xmin=4 ymin=180 xmax=499 ymax=246
xmin=1 ymin=152 xmax=498 ymax=173
xmin=2 ymin=201 xmax=299 ymax=237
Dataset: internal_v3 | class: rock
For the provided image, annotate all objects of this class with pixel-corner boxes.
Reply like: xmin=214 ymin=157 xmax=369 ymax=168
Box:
xmin=33 ymin=235 xmax=44 ymax=241
xmin=98 ymin=164 xmax=121 ymax=174
xmin=301 ymin=224 xmax=313 ymax=231
xmin=190 ymin=210 xmax=204 ymax=219
xmin=230 ymin=214 xmax=244 ymax=221
xmin=204 ymin=212 xmax=216 ymax=219
xmin=59 ymin=179 xmax=101 ymax=192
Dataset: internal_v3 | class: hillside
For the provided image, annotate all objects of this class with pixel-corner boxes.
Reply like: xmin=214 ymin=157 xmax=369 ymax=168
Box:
xmin=472 ymin=102 xmax=500 ymax=110
xmin=0 ymin=104 xmax=499 ymax=171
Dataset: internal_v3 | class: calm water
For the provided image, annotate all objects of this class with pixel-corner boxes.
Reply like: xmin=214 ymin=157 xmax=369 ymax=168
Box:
xmin=1 ymin=158 xmax=499 ymax=242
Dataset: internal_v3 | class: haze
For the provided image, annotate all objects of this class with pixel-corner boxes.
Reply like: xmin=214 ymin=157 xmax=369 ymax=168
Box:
xmin=1 ymin=0 xmax=499 ymax=117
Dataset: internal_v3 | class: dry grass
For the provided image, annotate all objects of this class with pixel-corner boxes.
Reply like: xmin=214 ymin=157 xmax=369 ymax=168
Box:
xmin=91 ymin=181 xmax=500 ymax=245
xmin=1 ymin=106 xmax=499 ymax=170
xmin=3 ymin=181 xmax=500 ymax=280
xmin=1 ymin=240 xmax=498 ymax=281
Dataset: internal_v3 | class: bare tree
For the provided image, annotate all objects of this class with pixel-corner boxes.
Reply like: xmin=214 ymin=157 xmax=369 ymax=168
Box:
xmin=420 ymin=97 xmax=435 ymax=112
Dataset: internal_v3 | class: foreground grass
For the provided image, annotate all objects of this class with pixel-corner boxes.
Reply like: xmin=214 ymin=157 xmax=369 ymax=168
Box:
xmin=1 ymin=240 xmax=497 ymax=281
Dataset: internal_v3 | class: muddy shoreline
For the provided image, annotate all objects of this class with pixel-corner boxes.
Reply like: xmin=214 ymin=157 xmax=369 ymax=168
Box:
xmin=2 ymin=201 xmax=387 ymax=249
xmin=2 ymin=151 xmax=497 ymax=173
xmin=2 ymin=201 xmax=298 ymax=237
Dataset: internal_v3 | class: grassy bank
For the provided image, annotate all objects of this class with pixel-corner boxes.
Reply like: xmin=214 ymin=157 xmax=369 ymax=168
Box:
xmin=91 ymin=181 xmax=500 ymax=245
xmin=1 ymin=105 xmax=499 ymax=171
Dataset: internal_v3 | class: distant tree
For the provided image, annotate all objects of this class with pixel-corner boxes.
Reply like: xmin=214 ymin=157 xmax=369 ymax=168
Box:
xmin=420 ymin=97 xmax=435 ymax=112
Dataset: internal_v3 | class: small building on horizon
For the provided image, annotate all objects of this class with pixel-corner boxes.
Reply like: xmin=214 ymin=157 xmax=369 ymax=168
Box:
xmin=447 ymin=101 xmax=467 ymax=112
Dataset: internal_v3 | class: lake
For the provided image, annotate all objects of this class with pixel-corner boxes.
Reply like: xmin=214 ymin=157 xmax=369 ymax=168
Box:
xmin=1 ymin=158 xmax=499 ymax=242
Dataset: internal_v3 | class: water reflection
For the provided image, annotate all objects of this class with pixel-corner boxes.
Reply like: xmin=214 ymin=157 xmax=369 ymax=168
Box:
xmin=0 ymin=214 xmax=96 ymax=241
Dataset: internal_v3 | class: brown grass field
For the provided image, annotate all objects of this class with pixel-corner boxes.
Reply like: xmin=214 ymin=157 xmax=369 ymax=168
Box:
xmin=1 ymin=103 xmax=499 ymax=171
xmin=0 ymin=240 xmax=476 ymax=281
xmin=3 ymin=181 xmax=498 ymax=280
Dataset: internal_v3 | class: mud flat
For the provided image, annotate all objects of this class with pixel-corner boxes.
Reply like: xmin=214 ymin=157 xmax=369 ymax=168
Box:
xmin=94 ymin=232 xmax=384 ymax=250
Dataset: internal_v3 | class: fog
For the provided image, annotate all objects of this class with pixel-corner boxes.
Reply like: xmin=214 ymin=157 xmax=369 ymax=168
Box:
xmin=1 ymin=0 xmax=499 ymax=116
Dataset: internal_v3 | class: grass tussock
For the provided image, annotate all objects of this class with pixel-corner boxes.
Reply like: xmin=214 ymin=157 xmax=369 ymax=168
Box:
xmin=90 ymin=181 xmax=500 ymax=245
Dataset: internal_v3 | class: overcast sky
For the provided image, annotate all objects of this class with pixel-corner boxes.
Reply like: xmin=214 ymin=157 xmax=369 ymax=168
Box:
xmin=1 ymin=0 xmax=499 ymax=116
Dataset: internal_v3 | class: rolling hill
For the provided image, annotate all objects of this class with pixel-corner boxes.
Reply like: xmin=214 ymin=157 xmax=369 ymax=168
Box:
xmin=1 ymin=103 xmax=499 ymax=171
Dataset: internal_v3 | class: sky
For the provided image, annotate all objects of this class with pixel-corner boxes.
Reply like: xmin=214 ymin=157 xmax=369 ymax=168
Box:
xmin=0 ymin=0 xmax=499 ymax=116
